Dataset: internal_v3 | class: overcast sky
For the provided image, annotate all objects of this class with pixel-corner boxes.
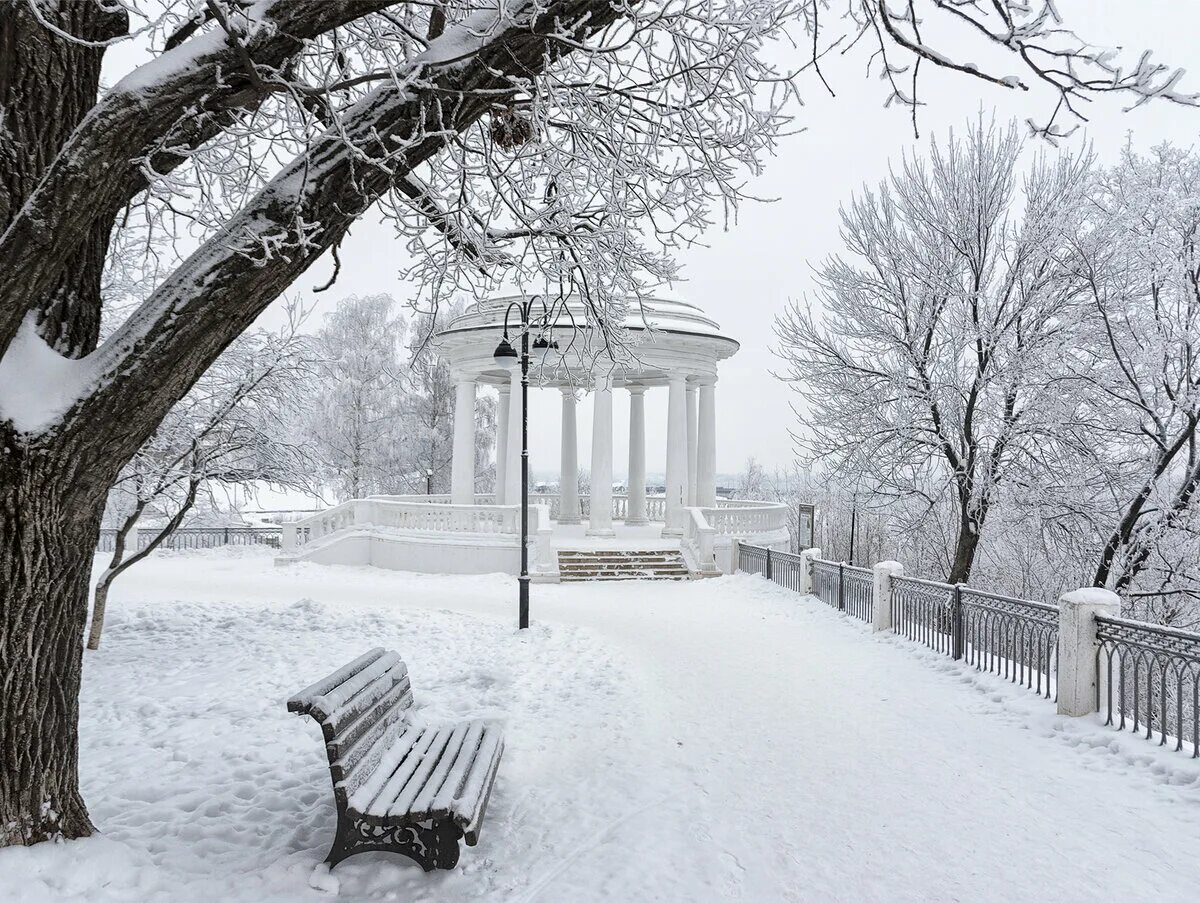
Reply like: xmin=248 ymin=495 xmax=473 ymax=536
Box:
xmin=105 ymin=3 xmax=1200 ymax=480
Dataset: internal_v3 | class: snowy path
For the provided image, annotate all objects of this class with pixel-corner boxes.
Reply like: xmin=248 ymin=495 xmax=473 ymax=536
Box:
xmin=6 ymin=549 xmax=1200 ymax=902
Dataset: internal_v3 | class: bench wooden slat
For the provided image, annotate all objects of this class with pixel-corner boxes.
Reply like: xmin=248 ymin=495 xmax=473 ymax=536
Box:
xmin=351 ymin=723 xmax=441 ymax=815
xmin=288 ymin=647 xmax=387 ymax=714
xmin=385 ymin=725 xmax=458 ymax=817
xmin=344 ymin=723 xmax=422 ymax=810
xmin=330 ymin=694 xmax=408 ymax=785
xmin=407 ymin=721 xmax=474 ymax=816
xmin=460 ymin=730 xmax=504 ymax=842
xmin=427 ymin=721 xmax=486 ymax=817
xmin=324 ymin=664 xmax=411 ymax=736
xmin=326 ymin=678 xmax=412 ymax=762
xmin=308 ymin=651 xmax=404 ymax=722
xmin=339 ymin=717 xmax=405 ymax=799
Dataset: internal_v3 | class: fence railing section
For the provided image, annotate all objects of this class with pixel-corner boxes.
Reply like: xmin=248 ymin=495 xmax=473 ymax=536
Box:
xmin=735 ymin=544 xmax=805 ymax=592
xmin=891 ymin=575 xmax=957 ymax=655
xmin=736 ymin=543 xmax=1200 ymax=760
xmin=97 ymin=526 xmax=282 ymax=553
xmin=1095 ymin=615 xmax=1200 ymax=757
xmin=769 ymin=549 xmax=805 ymax=593
xmin=961 ymin=588 xmax=1058 ymax=700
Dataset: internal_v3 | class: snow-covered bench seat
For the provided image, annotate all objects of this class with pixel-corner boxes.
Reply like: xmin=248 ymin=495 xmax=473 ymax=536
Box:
xmin=287 ymin=648 xmax=504 ymax=871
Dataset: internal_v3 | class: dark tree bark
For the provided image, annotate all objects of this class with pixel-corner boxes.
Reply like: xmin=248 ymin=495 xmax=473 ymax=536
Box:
xmin=0 ymin=0 xmax=126 ymax=845
xmin=0 ymin=439 xmax=112 ymax=844
xmin=0 ymin=0 xmax=126 ymax=354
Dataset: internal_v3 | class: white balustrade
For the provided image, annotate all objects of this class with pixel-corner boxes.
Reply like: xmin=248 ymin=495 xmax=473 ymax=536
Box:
xmin=683 ymin=507 xmax=718 ymax=574
xmin=699 ymin=502 xmax=790 ymax=536
xmin=289 ymin=498 xmax=520 ymax=547
xmin=287 ymin=495 xmax=789 ymax=551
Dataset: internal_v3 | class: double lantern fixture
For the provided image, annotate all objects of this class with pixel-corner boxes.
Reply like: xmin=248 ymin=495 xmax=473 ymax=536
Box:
xmin=492 ymin=297 xmax=558 ymax=630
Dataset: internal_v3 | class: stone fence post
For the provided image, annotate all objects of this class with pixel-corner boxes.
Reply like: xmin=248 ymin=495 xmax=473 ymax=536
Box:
xmin=798 ymin=547 xmax=821 ymax=595
xmin=1057 ymin=588 xmax=1121 ymax=717
xmin=281 ymin=523 xmax=297 ymax=552
xmin=872 ymin=560 xmax=904 ymax=633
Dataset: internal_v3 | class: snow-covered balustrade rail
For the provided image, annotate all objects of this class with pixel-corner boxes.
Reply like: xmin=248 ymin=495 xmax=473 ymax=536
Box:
xmin=369 ymin=493 xmax=497 ymax=506
xmin=1095 ymin=616 xmax=1200 ymax=756
xmin=532 ymin=493 xmax=669 ymax=523
xmin=284 ymin=498 xmax=520 ymax=550
xmin=698 ymin=501 xmax=790 ymax=536
xmin=682 ymin=508 xmax=718 ymax=574
xmin=370 ymin=499 xmax=518 ymax=534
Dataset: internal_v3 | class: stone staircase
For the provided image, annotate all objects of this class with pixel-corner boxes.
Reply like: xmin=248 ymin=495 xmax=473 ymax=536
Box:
xmin=556 ymin=549 xmax=691 ymax=582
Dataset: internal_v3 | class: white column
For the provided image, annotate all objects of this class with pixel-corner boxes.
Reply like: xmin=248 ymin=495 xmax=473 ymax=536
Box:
xmin=1057 ymin=587 xmax=1121 ymax=717
xmin=686 ymin=382 xmax=698 ymax=505
xmin=588 ymin=376 xmax=615 ymax=536
xmin=872 ymin=560 xmax=904 ymax=632
xmin=559 ymin=388 xmax=581 ymax=524
xmin=626 ymin=385 xmax=648 ymax=525
xmin=495 ymin=385 xmax=510 ymax=504
xmin=663 ymin=375 xmax=689 ymax=535
xmin=450 ymin=376 xmax=477 ymax=504
xmin=504 ymin=366 xmax=524 ymax=506
xmin=697 ymin=379 xmax=717 ymax=507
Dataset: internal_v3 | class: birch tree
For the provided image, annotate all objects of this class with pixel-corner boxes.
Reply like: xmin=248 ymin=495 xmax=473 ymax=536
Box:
xmin=0 ymin=0 xmax=1189 ymax=848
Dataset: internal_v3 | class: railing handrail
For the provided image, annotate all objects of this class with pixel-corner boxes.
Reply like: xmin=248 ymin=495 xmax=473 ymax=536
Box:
xmin=960 ymin=585 xmax=1059 ymax=616
xmin=1095 ymin=613 xmax=1200 ymax=647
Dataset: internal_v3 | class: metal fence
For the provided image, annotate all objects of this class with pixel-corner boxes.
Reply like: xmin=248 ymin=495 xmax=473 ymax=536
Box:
xmin=891 ymin=575 xmax=957 ymax=655
xmin=739 ymin=543 xmax=768 ymax=576
xmin=810 ymin=560 xmax=872 ymax=621
xmin=735 ymin=544 xmax=808 ymax=592
xmin=96 ymin=526 xmax=282 ymax=553
xmin=736 ymin=542 xmax=1200 ymax=759
xmin=961 ymin=588 xmax=1058 ymax=700
xmin=1095 ymin=615 xmax=1200 ymax=757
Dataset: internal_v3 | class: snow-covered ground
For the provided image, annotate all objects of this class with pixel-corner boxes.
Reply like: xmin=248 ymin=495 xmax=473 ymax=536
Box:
xmin=6 ymin=548 xmax=1200 ymax=902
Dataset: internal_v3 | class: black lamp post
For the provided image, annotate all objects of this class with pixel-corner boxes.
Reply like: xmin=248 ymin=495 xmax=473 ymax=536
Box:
xmin=493 ymin=297 xmax=556 ymax=629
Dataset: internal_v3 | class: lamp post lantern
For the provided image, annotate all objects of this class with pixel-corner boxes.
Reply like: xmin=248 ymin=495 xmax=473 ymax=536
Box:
xmin=493 ymin=297 xmax=556 ymax=629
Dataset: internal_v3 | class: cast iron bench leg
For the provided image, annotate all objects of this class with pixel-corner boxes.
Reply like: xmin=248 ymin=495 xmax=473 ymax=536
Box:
xmin=326 ymin=812 xmax=463 ymax=872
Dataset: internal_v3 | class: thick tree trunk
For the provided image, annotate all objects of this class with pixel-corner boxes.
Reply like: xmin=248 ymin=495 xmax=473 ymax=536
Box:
xmin=0 ymin=447 xmax=107 ymax=844
xmin=947 ymin=514 xmax=982 ymax=584
xmin=0 ymin=1 xmax=125 ymax=356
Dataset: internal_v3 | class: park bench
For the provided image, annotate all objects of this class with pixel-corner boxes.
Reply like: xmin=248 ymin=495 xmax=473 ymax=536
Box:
xmin=288 ymin=648 xmax=504 ymax=871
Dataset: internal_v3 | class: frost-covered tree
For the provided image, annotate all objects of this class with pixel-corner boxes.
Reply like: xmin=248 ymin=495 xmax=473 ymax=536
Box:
xmin=776 ymin=120 xmax=1093 ymax=583
xmin=304 ymin=296 xmax=496 ymax=498
xmin=1069 ymin=144 xmax=1200 ymax=622
xmin=88 ymin=315 xmax=313 ymax=650
xmin=0 ymin=0 xmax=1190 ymax=850
xmin=305 ymin=294 xmax=407 ymax=499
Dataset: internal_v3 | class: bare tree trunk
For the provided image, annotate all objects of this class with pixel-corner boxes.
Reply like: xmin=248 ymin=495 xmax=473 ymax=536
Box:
xmin=0 ymin=450 xmax=107 ymax=844
xmin=87 ymin=484 xmax=198 ymax=649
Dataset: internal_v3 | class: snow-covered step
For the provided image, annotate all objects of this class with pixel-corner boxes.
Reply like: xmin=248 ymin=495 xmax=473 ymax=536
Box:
xmin=556 ymin=549 xmax=692 ymax=581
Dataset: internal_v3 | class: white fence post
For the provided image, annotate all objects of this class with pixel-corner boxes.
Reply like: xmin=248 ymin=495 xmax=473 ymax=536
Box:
xmin=281 ymin=523 xmax=297 ymax=551
xmin=872 ymin=560 xmax=903 ymax=633
xmin=798 ymin=547 xmax=821 ymax=595
xmin=730 ymin=537 xmax=741 ymax=573
xmin=1057 ymin=587 xmax=1121 ymax=717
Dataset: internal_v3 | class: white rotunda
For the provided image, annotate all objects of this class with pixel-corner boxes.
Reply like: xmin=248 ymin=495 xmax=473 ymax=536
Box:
xmin=278 ymin=294 xmax=789 ymax=579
